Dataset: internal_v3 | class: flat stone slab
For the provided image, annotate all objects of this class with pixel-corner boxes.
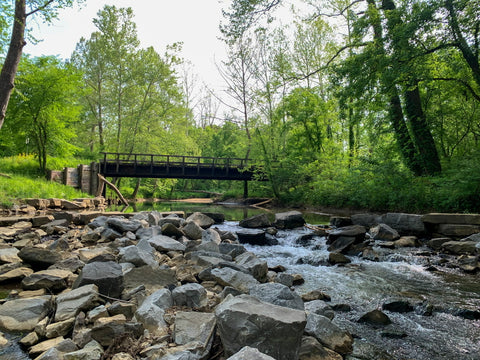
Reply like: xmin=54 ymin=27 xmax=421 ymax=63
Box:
xmin=0 ymin=296 xmax=53 ymax=332
xmin=423 ymin=213 xmax=480 ymax=225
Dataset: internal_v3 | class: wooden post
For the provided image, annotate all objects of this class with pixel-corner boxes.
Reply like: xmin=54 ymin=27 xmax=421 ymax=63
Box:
xmin=243 ymin=180 xmax=248 ymax=199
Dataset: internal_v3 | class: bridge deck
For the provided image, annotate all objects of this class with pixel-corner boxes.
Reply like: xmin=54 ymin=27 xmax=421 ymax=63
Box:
xmin=99 ymin=152 xmax=265 ymax=181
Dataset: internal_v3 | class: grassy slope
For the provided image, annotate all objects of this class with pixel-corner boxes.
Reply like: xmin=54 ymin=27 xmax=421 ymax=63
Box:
xmin=0 ymin=155 xmax=91 ymax=208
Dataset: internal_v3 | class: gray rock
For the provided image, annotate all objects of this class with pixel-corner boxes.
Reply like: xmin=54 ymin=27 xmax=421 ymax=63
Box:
xmin=327 ymin=236 xmax=356 ymax=253
xmin=442 ymin=240 xmax=479 ymax=255
xmin=148 ymin=235 xmax=186 ymax=252
xmin=21 ymin=269 xmax=73 ymax=292
xmin=236 ymin=229 xmax=268 ymax=246
xmin=381 ymin=212 xmax=426 ymax=235
xmin=48 ymin=256 xmax=85 ymax=273
xmin=275 ymin=272 xmax=294 ymax=287
xmin=328 ymin=252 xmax=351 ymax=265
xmin=186 ymin=212 xmax=215 ymax=229
xmin=119 ymin=242 xmax=157 ymax=267
xmin=239 ymin=214 xmax=271 ymax=228
xmin=108 ymin=301 xmax=136 ymax=320
xmin=305 ymin=313 xmax=353 ymax=355
xmin=299 ymin=336 xmax=343 ymax=360
xmin=227 ymin=346 xmax=276 ymax=360
xmin=370 ymin=223 xmax=400 ymax=241
xmin=358 ymin=309 xmax=392 ymax=326
xmin=134 ymin=288 xmax=172 ymax=334
xmin=123 ymin=265 xmax=176 ymax=292
xmin=249 ymin=283 xmax=304 ymax=310
xmin=45 ymin=318 xmax=75 ymax=338
xmin=219 ymin=243 xmax=246 ymax=259
xmin=182 ymin=221 xmax=203 ymax=240
xmin=162 ymin=223 xmax=185 ymax=238
xmin=0 ymin=248 xmax=21 ymax=264
xmin=35 ymin=348 xmax=64 ymax=360
xmin=201 ymin=228 xmax=221 ymax=244
xmin=136 ymin=226 xmax=162 ymax=240
xmin=235 ymin=251 xmax=268 ymax=282
xmin=172 ymin=283 xmax=208 ymax=308
xmin=64 ymin=340 xmax=104 ymax=360
xmin=73 ymin=261 xmax=124 ymax=298
xmin=208 ymin=267 xmax=259 ymax=293
xmin=174 ymin=311 xmax=216 ymax=356
xmin=55 ymin=284 xmax=101 ymax=322
xmin=0 ymin=296 xmax=53 ymax=332
xmin=158 ymin=214 xmax=185 ymax=228
xmin=350 ymin=213 xmax=382 ymax=228
xmin=106 ymin=217 xmax=142 ymax=233
xmin=274 ymin=211 xmax=305 ymax=229
xmin=305 ymin=300 xmax=335 ymax=320
xmin=18 ymin=246 xmax=63 ymax=269
xmin=215 ymin=294 xmax=306 ymax=360
xmin=327 ymin=225 xmax=366 ymax=244
xmin=0 ymin=267 xmax=33 ymax=283
xmin=90 ymin=316 xmax=143 ymax=347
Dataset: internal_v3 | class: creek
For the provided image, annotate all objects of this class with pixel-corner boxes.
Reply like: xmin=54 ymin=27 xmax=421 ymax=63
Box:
xmin=1 ymin=202 xmax=479 ymax=359
xmin=215 ymin=218 xmax=480 ymax=360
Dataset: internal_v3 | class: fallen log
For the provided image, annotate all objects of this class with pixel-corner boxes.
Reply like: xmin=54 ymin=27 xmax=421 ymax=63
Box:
xmin=97 ymin=174 xmax=129 ymax=207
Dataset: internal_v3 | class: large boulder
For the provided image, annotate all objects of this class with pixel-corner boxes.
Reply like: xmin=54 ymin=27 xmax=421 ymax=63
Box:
xmin=0 ymin=296 xmax=53 ymax=332
xmin=249 ymin=283 xmax=304 ymax=310
xmin=380 ymin=213 xmax=426 ymax=235
xmin=274 ymin=211 xmax=305 ymax=229
xmin=182 ymin=221 xmax=204 ymax=240
xmin=215 ymin=294 xmax=306 ymax=360
xmin=239 ymin=214 xmax=271 ymax=229
xmin=55 ymin=284 xmax=101 ymax=322
xmin=73 ymin=261 xmax=124 ymax=298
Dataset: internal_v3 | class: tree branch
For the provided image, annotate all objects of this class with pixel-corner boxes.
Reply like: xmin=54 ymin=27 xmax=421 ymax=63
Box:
xmin=26 ymin=0 xmax=55 ymax=17
xmin=431 ymin=77 xmax=480 ymax=102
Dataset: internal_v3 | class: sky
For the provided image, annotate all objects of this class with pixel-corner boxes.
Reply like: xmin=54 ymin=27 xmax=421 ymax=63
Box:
xmin=26 ymin=0 xmax=230 ymax=91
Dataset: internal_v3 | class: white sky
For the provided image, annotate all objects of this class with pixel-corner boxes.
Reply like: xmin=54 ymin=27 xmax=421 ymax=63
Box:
xmin=26 ymin=0 xmax=230 ymax=91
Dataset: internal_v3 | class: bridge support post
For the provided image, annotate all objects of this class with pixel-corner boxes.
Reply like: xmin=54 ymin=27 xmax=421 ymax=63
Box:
xmin=243 ymin=180 xmax=248 ymax=199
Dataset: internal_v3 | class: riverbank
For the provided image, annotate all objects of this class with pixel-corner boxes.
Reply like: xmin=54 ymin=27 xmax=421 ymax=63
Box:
xmin=0 ymin=206 xmax=479 ymax=359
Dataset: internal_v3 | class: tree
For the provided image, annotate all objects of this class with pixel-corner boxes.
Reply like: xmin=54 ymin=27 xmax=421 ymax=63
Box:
xmin=0 ymin=0 xmax=84 ymax=131
xmin=5 ymin=56 xmax=83 ymax=172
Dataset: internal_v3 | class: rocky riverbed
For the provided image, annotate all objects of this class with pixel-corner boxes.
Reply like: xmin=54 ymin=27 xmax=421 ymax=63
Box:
xmin=0 ymin=201 xmax=479 ymax=360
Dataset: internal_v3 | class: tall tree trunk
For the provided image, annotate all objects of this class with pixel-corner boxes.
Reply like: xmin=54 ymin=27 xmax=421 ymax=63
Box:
xmin=382 ymin=0 xmax=441 ymax=175
xmin=0 ymin=0 xmax=26 ymax=130
xmin=404 ymin=84 xmax=441 ymax=175
xmin=388 ymin=92 xmax=423 ymax=175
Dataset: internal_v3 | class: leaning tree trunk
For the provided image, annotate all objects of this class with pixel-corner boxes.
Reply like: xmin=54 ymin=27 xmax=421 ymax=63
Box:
xmin=0 ymin=0 xmax=27 ymax=130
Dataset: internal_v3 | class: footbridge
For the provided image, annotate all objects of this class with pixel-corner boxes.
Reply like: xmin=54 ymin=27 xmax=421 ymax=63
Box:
xmin=99 ymin=152 xmax=266 ymax=182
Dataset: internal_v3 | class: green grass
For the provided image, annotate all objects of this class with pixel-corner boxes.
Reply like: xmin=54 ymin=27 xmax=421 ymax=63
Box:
xmin=0 ymin=155 xmax=92 ymax=208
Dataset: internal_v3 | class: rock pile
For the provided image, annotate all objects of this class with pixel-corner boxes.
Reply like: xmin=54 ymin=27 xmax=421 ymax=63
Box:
xmin=1 ymin=208 xmax=479 ymax=359
xmin=0 ymin=209 xmax=352 ymax=360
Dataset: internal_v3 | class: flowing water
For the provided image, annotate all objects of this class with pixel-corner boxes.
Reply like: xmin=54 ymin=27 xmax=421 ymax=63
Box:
xmin=2 ymin=203 xmax=479 ymax=359
xmin=215 ymin=220 xmax=480 ymax=360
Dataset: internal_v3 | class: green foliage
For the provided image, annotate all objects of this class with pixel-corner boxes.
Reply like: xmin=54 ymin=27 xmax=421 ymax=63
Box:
xmin=0 ymin=174 xmax=89 ymax=208
xmin=1 ymin=56 xmax=84 ymax=173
